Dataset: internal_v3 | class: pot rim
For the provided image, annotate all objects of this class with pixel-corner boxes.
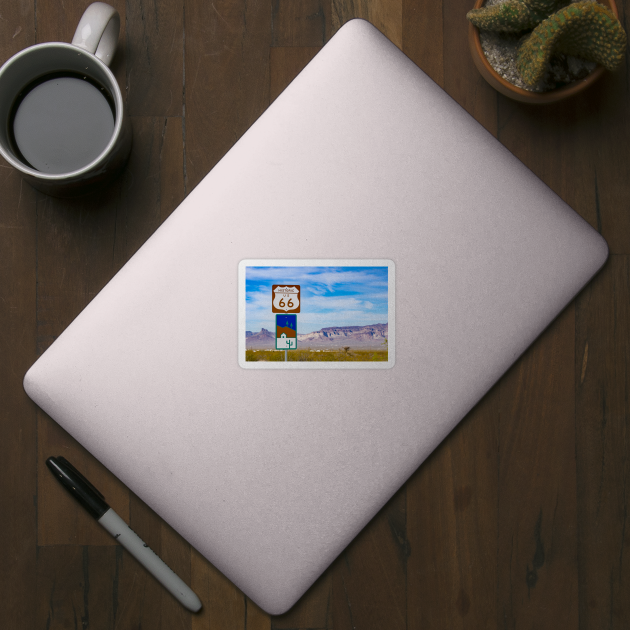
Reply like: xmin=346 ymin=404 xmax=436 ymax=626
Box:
xmin=468 ymin=0 xmax=618 ymax=103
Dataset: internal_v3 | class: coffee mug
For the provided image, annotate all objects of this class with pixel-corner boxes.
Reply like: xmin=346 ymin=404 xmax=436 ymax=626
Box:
xmin=0 ymin=2 xmax=132 ymax=197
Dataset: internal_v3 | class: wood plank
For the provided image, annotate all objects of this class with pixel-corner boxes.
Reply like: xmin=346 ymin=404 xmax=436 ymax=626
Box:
xmin=575 ymin=255 xmax=630 ymax=629
xmin=247 ymin=600 xmax=272 ymax=630
xmin=271 ymin=573 xmax=332 ymax=629
xmin=494 ymin=62 xmax=629 ymax=256
xmin=0 ymin=124 xmax=38 ymax=630
xmin=443 ymin=0 xmax=497 ymax=131
xmin=36 ymin=545 xmax=118 ymax=630
xmin=159 ymin=117 xmax=187 ymax=220
xmin=331 ymin=0 xmax=402 ymax=49
xmin=497 ymin=305 xmax=578 ymax=628
xmin=407 ymin=392 xmax=499 ymax=629
xmin=184 ymin=0 xmax=272 ymax=192
xmin=330 ymin=486 xmax=407 ymax=630
xmin=491 ymin=30 xmax=627 ymax=628
xmin=402 ymin=0 xmax=444 ymax=88
xmin=573 ymin=0 xmax=629 ymax=253
xmin=492 ymin=64 xmax=617 ymax=630
xmin=126 ymin=0 xmax=183 ymax=117
xmin=496 ymin=97 xmax=597 ymax=221
xmin=112 ymin=116 xmax=185 ymax=270
xmin=0 ymin=5 xmax=38 ymax=629
xmin=270 ymin=47 xmax=321 ymax=103
xmin=33 ymin=187 xmax=120 ymax=355
xmin=271 ymin=0 xmax=331 ymax=46
xmin=190 ymin=548 xmax=247 ymax=630
xmin=110 ymin=494 xmax=192 ymax=629
xmin=583 ymin=72 xmax=630 ymax=254
xmin=0 ymin=0 xmax=36 ymax=55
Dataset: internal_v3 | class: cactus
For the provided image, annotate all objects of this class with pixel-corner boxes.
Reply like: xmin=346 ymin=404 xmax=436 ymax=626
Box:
xmin=467 ymin=0 xmax=568 ymax=33
xmin=516 ymin=1 xmax=627 ymax=85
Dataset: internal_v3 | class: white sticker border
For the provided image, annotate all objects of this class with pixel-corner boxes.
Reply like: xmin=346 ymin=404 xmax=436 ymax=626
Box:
xmin=238 ymin=259 xmax=395 ymax=370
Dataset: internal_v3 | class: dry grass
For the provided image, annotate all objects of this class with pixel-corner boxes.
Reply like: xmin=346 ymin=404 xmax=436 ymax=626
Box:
xmin=245 ymin=348 xmax=388 ymax=362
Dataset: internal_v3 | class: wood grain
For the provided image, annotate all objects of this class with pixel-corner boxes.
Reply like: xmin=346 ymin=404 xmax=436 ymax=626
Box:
xmin=576 ymin=256 xmax=630 ymax=629
xmin=271 ymin=573 xmax=332 ymax=629
xmin=331 ymin=486 xmax=408 ymax=630
xmin=190 ymin=549 xmax=248 ymax=630
xmin=493 ymin=61 xmax=630 ymax=258
xmin=184 ymin=0 xmax=271 ymax=191
xmin=443 ymin=0 xmax=498 ymax=131
xmin=270 ymin=47 xmax=321 ymax=102
xmin=407 ymin=392 xmax=499 ymax=629
xmin=584 ymin=72 xmax=630 ymax=254
xmin=125 ymin=0 xmax=184 ymax=117
xmin=0 ymin=141 xmax=38 ymax=630
xmin=271 ymin=0 xmax=331 ymax=46
xmin=1 ymin=0 xmax=629 ymax=627
xmin=111 ymin=116 xmax=185 ymax=270
xmin=115 ymin=495 xmax=192 ymax=629
xmin=403 ymin=0 xmax=444 ymax=88
xmin=332 ymin=0 xmax=403 ymax=48
xmin=497 ymin=304 xmax=579 ymax=629
xmin=36 ymin=545 xmax=119 ymax=630
xmin=0 ymin=5 xmax=39 ymax=629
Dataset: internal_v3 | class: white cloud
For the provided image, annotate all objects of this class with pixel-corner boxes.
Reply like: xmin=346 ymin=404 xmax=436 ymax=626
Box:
xmin=245 ymin=265 xmax=388 ymax=333
xmin=245 ymin=266 xmax=387 ymax=291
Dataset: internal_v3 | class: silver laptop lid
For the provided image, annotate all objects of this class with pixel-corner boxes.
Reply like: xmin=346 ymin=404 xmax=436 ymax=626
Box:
xmin=24 ymin=19 xmax=607 ymax=614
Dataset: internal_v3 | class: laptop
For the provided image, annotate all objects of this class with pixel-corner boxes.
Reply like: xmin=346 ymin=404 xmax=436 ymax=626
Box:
xmin=23 ymin=19 xmax=608 ymax=614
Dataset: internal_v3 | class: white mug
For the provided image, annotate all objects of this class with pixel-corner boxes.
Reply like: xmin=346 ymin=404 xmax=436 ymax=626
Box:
xmin=0 ymin=2 xmax=132 ymax=197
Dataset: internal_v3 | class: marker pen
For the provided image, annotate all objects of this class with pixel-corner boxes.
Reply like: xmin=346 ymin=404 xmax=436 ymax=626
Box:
xmin=46 ymin=456 xmax=202 ymax=613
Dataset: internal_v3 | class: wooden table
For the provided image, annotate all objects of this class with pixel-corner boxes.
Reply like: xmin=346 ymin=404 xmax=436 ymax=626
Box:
xmin=1 ymin=1 xmax=628 ymax=628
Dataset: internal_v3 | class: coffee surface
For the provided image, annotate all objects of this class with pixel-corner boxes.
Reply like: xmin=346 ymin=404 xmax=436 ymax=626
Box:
xmin=12 ymin=74 xmax=115 ymax=174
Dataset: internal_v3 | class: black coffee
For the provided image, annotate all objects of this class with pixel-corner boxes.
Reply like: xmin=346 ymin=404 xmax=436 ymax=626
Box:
xmin=10 ymin=73 xmax=115 ymax=174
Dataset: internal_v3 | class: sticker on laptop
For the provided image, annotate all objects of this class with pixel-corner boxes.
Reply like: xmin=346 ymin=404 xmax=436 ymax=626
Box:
xmin=238 ymin=260 xmax=394 ymax=369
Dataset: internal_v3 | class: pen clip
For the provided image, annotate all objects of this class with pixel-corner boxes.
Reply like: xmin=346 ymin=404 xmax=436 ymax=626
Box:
xmin=54 ymin=456 xmax=106 ymax=501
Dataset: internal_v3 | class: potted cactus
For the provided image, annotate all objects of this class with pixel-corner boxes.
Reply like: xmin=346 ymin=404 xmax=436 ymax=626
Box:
xmin=467 ymin=0 xmax=627 ymax=103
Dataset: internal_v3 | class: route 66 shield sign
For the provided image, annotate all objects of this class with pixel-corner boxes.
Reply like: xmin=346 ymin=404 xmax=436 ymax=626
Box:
xmin=272 ymin=285 xmax=300 ymax=313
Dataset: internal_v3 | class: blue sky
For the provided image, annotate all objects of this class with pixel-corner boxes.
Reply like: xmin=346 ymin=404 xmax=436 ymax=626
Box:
xmin=245 ymin=266 xmax=388 ymax=334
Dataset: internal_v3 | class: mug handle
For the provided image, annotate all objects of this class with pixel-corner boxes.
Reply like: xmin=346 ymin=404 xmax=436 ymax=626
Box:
xmin=71 ymin=2 xmax=120 ymax=67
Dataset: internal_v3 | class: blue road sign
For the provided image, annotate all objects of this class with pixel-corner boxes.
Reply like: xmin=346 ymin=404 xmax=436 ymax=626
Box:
xmin=276 ymin=314 xmax=297 ymax=349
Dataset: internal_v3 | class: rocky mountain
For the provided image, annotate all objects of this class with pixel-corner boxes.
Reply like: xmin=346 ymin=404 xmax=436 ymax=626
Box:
xmin=245 ymin=328 xmax=275 ymax=346
xmin=246 ymin=324 xmax=388 ymax=348
xmin=298 ymin=323 xmax=387 ymax=344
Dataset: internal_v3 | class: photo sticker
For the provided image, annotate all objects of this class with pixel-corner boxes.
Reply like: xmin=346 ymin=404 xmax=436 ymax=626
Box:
xmin=238 ymin=260 xmax=395 ymax=369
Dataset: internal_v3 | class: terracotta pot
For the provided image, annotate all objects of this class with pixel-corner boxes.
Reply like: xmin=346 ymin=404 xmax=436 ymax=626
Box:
xmin=468 ymin=0 xmax=619 ymax=103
